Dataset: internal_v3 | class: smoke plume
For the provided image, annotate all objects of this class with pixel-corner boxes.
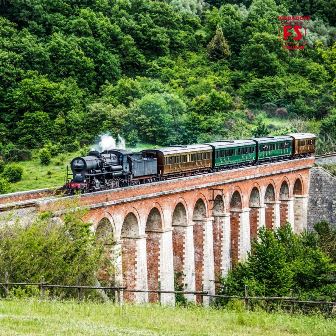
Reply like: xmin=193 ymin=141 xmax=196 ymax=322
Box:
xmin=92 ymin=134 xmax=126 ymax=152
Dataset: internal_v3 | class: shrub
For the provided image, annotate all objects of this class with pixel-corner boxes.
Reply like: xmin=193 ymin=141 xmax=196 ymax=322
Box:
xmin=39 ymin=148 xmax=51 ymax=165
xmin=45 ymin=142 xmax=60 ymax=157
xmin=0 ymin=177 xmax=9 ymax=194
xmin=0 ymin=212 xmax=108 ymax=297
xmin=2 ymin=164 xmax=23 ymax=183
xmin=63 ymin=141 xmax=80 ymax=153
xmin=3 ymin=148 xmax=32 ymax=162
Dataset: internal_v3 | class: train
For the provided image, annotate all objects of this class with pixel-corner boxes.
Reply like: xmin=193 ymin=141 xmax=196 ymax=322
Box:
xmin=64 ymin=133 xmax=316 ymax=194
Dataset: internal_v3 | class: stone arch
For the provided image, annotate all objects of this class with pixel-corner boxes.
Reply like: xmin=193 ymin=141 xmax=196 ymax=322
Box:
xmin=230 ymin=190 xmax=242 ymax=211
xmin=213 ymin=195 xmax=225 ymax=216
xmin=249 ymin=187 xmax=261 ymax=241
xmin=96 ymin=217 xmax=115 ymax=245
xmin=146 ymin=207 xmax=163 ymax=232
xmin=192 ymin=198 xmax=208 ymax=302
xmin=265 ymin=184 xmax=276 ymax=202
xmin=145 ymin=207 xmax=163 ymax=302
xmin=280 ymin=180 xmax=290 ymax=200
xmin=249 ymin=187 xmax=261 ymax=207
xmin=193 ymin=198 xmax=207 ymax=220
xmin=230 ymin=190 xmax=242 ymax=266
xmin=172 ymin=201 xmax=188 ymax=227
xmin=121 ymin=212 xmax=140 ymax=302
xmin=293 ymin=178 xmax=303 ymax=196
xmin=171 ymin=202 xmax=188 ymax=293
xmin=121 ymin=212 xmax=139 ymax=238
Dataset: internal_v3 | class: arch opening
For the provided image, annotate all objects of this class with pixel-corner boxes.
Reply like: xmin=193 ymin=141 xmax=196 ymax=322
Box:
xmin=172 ymin=203 xmax=187 ymax=227
xmin=230 ymin=191 xmax=242 ymax=211
xmin=121 ymin=213 xmax=139 ymax=238
xmin=193 ymin=198 xmax=207 ymax=220
xmin=265 ymin=184 xmax=275 ymax=203
xmin=294 ymin=179 xmax=303 ymax=196
xmin=280 ymin=181 xmax=290 ymax=200
xmin=213 ymin=195 xmax=225 ymax=216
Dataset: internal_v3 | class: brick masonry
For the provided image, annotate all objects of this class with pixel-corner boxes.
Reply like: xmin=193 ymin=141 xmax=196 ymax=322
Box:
xmin=230 ymin=212 xmax=240 ymax=267
xmin=146 ymin=231 xmax=161 ymax=302
xmin=280 ymin=202 xmax=288 ymax=227
xmin=121 ymin=238 xmax=137 ymax=302
xmin=265 ymin=204 xmax=274 ymax=230
xmin=249 ymin=207 xmax=259 ymax=240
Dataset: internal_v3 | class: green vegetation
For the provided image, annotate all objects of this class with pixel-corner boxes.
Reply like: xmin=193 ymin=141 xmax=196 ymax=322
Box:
xmin=322 ymin=164 xmax=336 ymax=176
xmin=0 ymin=300 xmax=335 ymax=336
xmin=0 ymin=0 xmax=335 ymax=193
xmin=0 ymin=211 xmax=107 ymax=295
xmin=0 ymin=0 xmax=334 ymax=150
xmin=222 ymin=223 xmax=336 ymax=301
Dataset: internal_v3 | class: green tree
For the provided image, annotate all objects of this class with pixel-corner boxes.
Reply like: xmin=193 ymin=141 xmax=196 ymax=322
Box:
xmin=207 ymin=27 xmax=231 ymax=60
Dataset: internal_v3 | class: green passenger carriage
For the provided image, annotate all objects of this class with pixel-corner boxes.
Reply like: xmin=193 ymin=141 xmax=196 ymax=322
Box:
xmin=206 ymin=140 xmax=257 ymax=168
xmin=254 ymin=136 xmax=292 ymax=161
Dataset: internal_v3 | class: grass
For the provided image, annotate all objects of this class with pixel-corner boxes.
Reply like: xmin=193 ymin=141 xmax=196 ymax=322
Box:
xmin=321 ymin=164 xmax=336 ymax=176
xmin=0 ymin=299 xmax=335 ymax=336
xmin=7 ymin=151 xmax=81 ymax=193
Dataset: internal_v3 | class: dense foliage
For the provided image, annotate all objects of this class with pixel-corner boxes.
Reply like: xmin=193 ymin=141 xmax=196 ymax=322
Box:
xmin=222 ymin=223 xmax=336 ymax=301
xmin=0 ymin=211 xmax=107 ymax=297
xmin=0 ymin=0 xmax=335 ymax=151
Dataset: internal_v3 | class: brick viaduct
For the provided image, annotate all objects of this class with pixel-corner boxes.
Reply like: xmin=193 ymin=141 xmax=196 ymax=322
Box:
xmin=0 ymin=157 xmax=314 ymax=305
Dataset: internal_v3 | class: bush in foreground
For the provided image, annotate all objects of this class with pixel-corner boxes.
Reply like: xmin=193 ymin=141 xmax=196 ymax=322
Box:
xmin=0 ymin=211 xmax=109 ymax=297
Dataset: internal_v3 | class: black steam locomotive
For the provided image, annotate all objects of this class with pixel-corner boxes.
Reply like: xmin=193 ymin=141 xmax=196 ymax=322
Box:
xmin=64 ymin=133 xmax=316 ymax=194
xmin=65 ymin=149 xmax=158 ymax=193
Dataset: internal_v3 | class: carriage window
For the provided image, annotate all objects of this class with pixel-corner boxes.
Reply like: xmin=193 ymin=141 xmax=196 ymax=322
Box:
xmin=197 ymin=153 xmax=202 ymax=160
xmin=181 ymin=155 xmax=187 ymax=163
xmin=299 ymin=140 xmax=305 ymax=146
xmin=191 ymin=154 xmax=196 ymax=161
xmin=176 ymin=156 xmax=180 ymax=164
xmin=203 ymin=152 xmax=207 ymax=160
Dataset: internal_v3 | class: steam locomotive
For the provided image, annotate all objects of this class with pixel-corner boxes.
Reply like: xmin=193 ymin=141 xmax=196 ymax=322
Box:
xmin=64 ymin=133 xmax=316 ymax=194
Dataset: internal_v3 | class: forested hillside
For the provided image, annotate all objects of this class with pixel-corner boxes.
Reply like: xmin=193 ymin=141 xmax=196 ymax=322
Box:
xmin=0 ymin=0 xmax=335 ymax=154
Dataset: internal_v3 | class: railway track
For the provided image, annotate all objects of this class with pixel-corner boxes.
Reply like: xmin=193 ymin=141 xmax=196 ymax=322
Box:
xmin=315 ymin=152 xmax=336 ymax=159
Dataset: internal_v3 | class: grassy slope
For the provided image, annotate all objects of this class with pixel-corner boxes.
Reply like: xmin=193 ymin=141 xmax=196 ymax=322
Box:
xmin=8 ymin=151 xmax=81 ymax=192
xmin=0 ymin=300 xmax=335 ymax=336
